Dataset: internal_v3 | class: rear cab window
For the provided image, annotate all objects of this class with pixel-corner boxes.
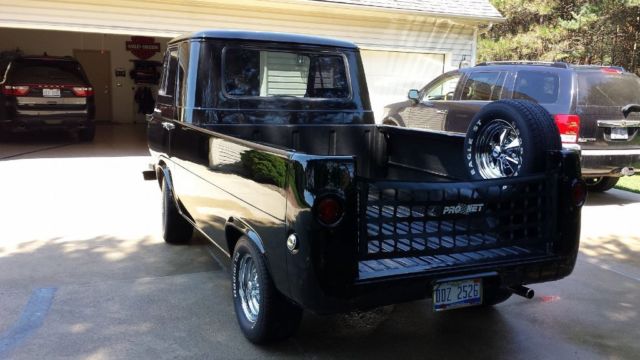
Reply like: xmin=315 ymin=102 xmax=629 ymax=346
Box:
xmin=222 ymin=47 xmax=350 ymax=99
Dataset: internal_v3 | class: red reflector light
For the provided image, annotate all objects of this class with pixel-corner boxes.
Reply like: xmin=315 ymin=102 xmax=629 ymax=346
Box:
xmin=554 ymin=114 xmax=580 ymax=143
xmin=2 ymin=85 xmax=30 ymax=96
xmin=315 ymin=196 xmax=344 ymax=226
xmin=72 ymin=87 xmax=94 ymax=97
xmin=571 ymin=179 xmax=587 ymax=207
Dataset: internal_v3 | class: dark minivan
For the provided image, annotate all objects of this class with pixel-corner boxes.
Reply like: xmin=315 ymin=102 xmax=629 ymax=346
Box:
xmin=383 ymin=62 xmax=640 ymax=191
xmin=0 ymin=56 xmax=96 ymax=141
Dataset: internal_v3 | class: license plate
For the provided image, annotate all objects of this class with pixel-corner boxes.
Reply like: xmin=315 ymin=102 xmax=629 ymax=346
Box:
xmin=43 ymin=88 xmax=61 ymax=97
xmin=433 ymin=278 xmax=482 ymax=311
xmin=611 ymin=127 xmax=628 ymax=140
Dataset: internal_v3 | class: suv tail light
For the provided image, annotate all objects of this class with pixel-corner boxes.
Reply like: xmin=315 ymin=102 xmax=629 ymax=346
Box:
xmin=2 ymin=85 xmax=30 ymax=96
xmin=554 ymin=114 xmax=580 ymax=143
xmin=72 ymin=87 xmax=94 ymax=97
xmin=314 ymin=195 xmax=344 ymax=226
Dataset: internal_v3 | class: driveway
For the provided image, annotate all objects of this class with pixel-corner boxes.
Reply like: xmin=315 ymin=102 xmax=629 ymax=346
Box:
xmin=0 ymin=125 xmax=638 ymax=359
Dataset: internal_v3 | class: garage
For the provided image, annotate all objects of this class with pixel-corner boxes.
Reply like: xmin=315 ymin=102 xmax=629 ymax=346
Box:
xmin=0 ymin=0 xmax=502 ymax=122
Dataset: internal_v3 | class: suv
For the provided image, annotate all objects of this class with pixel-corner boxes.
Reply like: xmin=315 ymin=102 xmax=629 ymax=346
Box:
xmin=383 ymin=61 xmax=640 ymax=191
xmin=146 ymin=31 xmax=584 ymax=344
xmin=0 ymin=56 xmax=96 ymax=141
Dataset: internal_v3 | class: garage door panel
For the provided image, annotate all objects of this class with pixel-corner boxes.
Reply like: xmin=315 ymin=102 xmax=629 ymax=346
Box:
xmin=361 ymin=50 xmax=445 ymax=122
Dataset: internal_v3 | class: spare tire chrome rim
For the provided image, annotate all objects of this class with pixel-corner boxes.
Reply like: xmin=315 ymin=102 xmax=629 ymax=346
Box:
xmin=238 ymin=255 xmax=260 ymax=323
xmin=474 ymin=119 xmax=523 ymax=178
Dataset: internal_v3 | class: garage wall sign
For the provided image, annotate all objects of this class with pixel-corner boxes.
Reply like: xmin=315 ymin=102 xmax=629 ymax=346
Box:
xmin=126 ymin=36 xmax=161 ymax=60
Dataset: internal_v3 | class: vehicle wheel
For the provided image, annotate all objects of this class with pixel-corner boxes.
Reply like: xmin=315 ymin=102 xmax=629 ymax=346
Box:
xmin=232 ymin=237 xmax=303 ymax=344
xmin=161 ymin=177 xmax=193 ymax=244
xmin=464 ymin=100 xmax=561 ymax=179
xmin=78 ymin=126 xmax=95 ymax=142
xmin=585 ymin=176 xmax=619 ymax=192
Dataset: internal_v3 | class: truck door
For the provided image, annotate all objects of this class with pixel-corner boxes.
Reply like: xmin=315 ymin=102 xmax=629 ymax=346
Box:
xmin=148 ymin=47 xmax=179 ymax=159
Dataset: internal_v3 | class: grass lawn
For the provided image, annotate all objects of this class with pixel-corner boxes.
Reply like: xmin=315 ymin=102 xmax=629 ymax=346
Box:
xmin=615 ymin=176 xmax=640 ymax=194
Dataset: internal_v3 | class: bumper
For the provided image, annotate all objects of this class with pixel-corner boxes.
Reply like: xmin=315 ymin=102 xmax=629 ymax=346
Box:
xmin=0 ymin=113 xmax=92 ymax=132
xmin=580 ymin=149 xmax=640 ymax=176
xmin=289 ymin=255 xmax=577 ymax=314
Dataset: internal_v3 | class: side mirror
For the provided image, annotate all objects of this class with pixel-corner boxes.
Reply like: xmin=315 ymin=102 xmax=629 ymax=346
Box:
xmin=407 ymin=89 xmax=420 ymax=103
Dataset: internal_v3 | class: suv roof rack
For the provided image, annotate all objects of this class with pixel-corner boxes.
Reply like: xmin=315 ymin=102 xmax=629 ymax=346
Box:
xmin=476 ymin=61 xmax=570 ymax=69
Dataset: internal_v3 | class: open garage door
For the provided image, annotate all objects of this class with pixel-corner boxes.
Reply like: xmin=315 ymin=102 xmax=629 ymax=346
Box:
xmin=360 ymin=50 xmax=445 ymax=122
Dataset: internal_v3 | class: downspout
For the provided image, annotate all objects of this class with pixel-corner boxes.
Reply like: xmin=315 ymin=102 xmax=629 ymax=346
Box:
xmin=471 ymin=26 xmax=478 ymax=66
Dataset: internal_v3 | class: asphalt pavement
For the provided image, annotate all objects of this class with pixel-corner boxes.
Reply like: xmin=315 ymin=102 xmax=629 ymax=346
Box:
xmin=0 ymin=125 xmax=638 ymax=359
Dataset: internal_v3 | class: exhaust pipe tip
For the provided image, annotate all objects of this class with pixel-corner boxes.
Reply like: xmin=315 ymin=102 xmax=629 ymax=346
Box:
xmin=509 ymin=285 xmax=535 ymax=299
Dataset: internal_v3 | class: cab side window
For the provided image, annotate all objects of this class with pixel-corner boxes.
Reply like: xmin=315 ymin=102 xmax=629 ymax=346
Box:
xmin=158 ymin=48 xmax=179 ymax=101
xmin=423 ymin=73 xmax=461 ymax=101
xmin=176 ymin=42 xmax=190 ymax=109
xmin=460 ymin=72 xmax=503 ymax=101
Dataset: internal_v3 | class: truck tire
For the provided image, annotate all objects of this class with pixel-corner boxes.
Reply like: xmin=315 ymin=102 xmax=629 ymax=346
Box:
xmin=464 ymin=100 xmax=561 ymax=179
xmin=161 ymin=177 xmax=193 ymax=244
xmin=586 ymin=176 xmax=619 ymax=192
xmin=232 ymin=237 xmax=303 ymax=344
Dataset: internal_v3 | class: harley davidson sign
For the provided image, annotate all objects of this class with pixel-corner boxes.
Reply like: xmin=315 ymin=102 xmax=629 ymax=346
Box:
xmin=126 ymin=36 xmax=161 ymax=60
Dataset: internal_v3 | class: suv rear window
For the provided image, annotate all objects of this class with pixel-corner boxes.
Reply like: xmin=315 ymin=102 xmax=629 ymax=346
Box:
xmin=577 ymin=72 xmax=640 ymax=106
xmin=8 ymin=59 xmax=86 ymax=84
xmin=223 ymin=48 xmax=350 ymax=99
xmin=513 ymin=71 xmax=559 ymax=104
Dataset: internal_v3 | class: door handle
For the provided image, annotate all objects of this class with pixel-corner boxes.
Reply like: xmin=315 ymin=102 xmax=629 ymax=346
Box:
xmin=162 ymin=121 xmax=175 ymax=131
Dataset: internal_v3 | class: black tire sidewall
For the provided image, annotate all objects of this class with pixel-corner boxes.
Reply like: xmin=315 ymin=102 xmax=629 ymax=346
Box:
xmin=465 ymin=100 xmax=558 ymax=179
xmin=232 ymin=238 xmax=270 ymax=342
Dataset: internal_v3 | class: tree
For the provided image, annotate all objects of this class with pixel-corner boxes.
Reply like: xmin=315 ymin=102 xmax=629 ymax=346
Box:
xmin=479 ymin=0 xmax=640 ymax=74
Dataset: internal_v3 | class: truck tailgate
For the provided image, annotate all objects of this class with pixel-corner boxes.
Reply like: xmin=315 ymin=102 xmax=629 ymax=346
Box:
xmin=356 ymin=172 xmax=558 ymax=280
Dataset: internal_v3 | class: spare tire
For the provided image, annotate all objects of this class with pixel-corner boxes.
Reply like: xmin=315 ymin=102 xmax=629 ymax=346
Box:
xmin=464 ymin=100 xmax=561 ymax=179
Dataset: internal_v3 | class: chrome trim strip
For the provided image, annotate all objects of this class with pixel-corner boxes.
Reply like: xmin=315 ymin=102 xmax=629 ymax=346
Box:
xmin=582 ymin=149 xmax=640 ymax=156
xmin=17 ymin=97 xmax=86 ymax=105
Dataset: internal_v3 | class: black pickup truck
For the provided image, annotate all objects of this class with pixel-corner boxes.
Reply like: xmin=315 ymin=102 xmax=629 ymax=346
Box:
xmin=146 ymin=30 xmax=585 ymax=344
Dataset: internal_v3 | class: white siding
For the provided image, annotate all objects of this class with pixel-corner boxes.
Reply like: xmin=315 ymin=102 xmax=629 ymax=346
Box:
xmin=0 ymin=0 xmax=476 ymax=69
xmin=0 ymin=0 xmax=478 ymax=121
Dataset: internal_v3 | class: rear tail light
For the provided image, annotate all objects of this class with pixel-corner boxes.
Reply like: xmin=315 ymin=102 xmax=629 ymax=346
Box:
xmin=554 ymin=114 xmax=581 ymax=143
xmin=314 ymin=196 xmax=344 ymax=226
xmin=72 ymin=87 xmax=94 ymax=97
xmin=2 ymin=85 xmax=30 ymax=96
xmin=571 ymin=179 xmax=587 ymax=207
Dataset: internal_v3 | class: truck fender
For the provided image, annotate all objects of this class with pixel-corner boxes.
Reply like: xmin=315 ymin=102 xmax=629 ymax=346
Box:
xmin=225 ymin=218 xmax=266 ymax=255
xmin=157 ymin=165 xmax=194 ymax=223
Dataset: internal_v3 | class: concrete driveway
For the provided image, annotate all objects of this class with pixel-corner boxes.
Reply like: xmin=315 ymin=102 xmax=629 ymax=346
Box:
xmin=0 ymin=125 xmax=638 ymax=359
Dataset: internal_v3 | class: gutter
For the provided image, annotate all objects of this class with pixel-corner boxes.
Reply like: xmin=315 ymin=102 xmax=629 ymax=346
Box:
xmin=271 ymin=0 xmax=506 ymax=24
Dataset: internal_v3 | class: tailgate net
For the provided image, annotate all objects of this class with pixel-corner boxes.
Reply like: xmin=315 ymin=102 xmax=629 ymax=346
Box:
xmin=357 ymin=174 xmax=557 ymax=261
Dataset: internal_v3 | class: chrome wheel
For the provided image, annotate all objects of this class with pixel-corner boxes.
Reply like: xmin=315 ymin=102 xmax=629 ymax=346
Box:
xmin=238 ymin=255 xmax=260 ymax=323
xmin=474 ymin=119 xmax=523 ymax=178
